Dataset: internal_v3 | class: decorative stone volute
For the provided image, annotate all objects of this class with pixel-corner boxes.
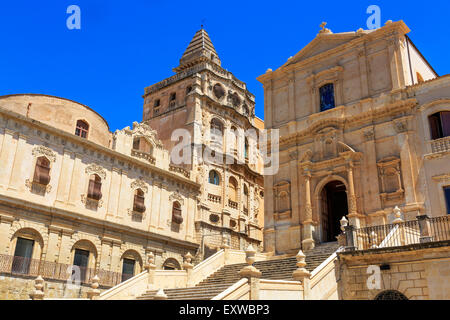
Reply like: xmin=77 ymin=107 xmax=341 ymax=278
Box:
xmin=30 ymin=275 xmax=45 ymax=300
xmin=292 ymin=250 xmax=311 ymax=282
xmin=153 ymin=288 xmax=168 ymax=300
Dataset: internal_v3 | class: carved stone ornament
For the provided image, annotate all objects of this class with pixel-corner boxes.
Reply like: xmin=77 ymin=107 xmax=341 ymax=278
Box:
xmin=169 ymin=192 xmax=184 ymax=205
xmin=81 ymin=194 xmax=103 ymax=208
xmin=132 ymin=122 xmax=164 ymax=149
xmin=166 ymin=219 xmax=184 ymax=230
xmin=128 ymin=208 xmax=146 ymax=220
xmin=85 ymin=164 xmax=106 ymax=180
xmin=32 ymin=146 xmax=56 ymax=162
xmin=131 ymin=179 xmax=148 ymax=193
xmin=25 ymin=179 xmax=52 ymax=194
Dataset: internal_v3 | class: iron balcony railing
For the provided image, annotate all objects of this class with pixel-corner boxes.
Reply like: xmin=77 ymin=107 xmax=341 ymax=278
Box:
xmin=343 ymin=215 xmax=450 ymax=251
xmin=0 ymin=254 xmax=123 ymax=288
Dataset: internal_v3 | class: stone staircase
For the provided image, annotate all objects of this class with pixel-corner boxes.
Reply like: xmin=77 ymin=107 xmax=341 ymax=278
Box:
xmin=137 ymin=242 xmax=339 ymax=300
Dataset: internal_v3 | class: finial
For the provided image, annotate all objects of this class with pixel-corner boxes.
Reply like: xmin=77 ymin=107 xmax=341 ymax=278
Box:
xmin=320 ymin=22 xmax=327 ymax=30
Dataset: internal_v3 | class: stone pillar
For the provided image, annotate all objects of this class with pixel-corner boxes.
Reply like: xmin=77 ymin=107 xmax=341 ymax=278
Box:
xmin=87 ymin=275 xmax=100 ymax=300
xmin=30 ymin=276 xmax=45 ymax=300
xmin=292 ymin=250 xmax=311 ymax=300
xmin=238 ymin=245 xmax=261 ymax=300
xmin=346 ymin=161 xmax=361 ymax=228
xmin=7 ymin=133 xmax=27 ymax=191
xmin=55 ymin=150 xmax=74 ymax=205
xmin=302 ymin=167 xmax=314 ymax=250
xmin=183 ymin=252 xmax=194 ymax=287
xmin=393 ymin=206 xmax=405 ymax=246
xmin=417 ymin=215 xmax=432 ymax=243
xmin=0 ymin=214 xmax=14 ymax=254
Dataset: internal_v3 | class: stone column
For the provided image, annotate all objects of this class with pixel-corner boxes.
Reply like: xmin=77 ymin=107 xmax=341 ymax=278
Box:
xmin=7 ymin=133 xmax=27 ymax=191
xmin=0 ymin=214 xmax=14 ymax=254
xmin=302 ymin=167 xmax=314 ymax=250
xmin=346 ymin=161 xmax=361 ymax=228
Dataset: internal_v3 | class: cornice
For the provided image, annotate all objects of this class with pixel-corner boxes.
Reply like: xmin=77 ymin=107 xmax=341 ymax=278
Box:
xmin=0 ymin=107 xmax=200 ymax=191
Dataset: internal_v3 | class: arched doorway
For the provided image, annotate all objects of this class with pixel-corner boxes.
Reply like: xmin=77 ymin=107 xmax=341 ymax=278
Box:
xmin=375 ymin=290 xmax=408 ymax=300
xmin=320 ymin=180 xmax=348 ymax=243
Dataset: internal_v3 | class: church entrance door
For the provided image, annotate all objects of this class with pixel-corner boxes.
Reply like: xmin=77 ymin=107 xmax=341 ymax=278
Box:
xmin=321 ymin=181 xmax=348 ymax=242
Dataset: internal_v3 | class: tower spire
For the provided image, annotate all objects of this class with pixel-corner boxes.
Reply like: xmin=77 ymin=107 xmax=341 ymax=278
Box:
xmin=173 ymin=27 xmax=221 ymax=73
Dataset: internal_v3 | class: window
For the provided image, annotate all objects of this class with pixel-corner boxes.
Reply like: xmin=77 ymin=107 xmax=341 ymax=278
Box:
xmin=243 ymin=185 xmax=249 ymax=214
xmin=33 ymin=157 xmax=51 ymax=186
xmin=209 ymin=170 xmax=220 ymax=185
xmin=154 ymin=99 xmax=160 ymax=107
xmin=445 ymin=186 xmax=450 ymax=215
xmin=429 ymin=111 xmax=450 ymax=140
xmin=133 ymin=189 xmax=146 ymax=213
xmin=210 ymin=119 xmax=224 ymax=146
xmin=170 ymin=93 xmax=176 ymax=101
xmin=75 ymin=120 xmax=89 ymax=139
xmin=87 ymin=174 xmax=102 ymax=201
xmin=73 ymin=249 xmax=90 ymax=282
xmin=228 ymin=177 xmax=238 ymax=202
xmin=172 ymin=202 xmax=183 ymax=224
xmin=121 ymin=258 xmax=135 ymax=282
xmin=375 ymin=290 xmax=408 ymax=300
xmin=12 ymin=238 xmax=34 ymax=274
xmin=319 ymin=83 xmax=336 ymax=112
xmin=133 ymin=138 xmax=140 ymax=150
xmin=186 ymin=86 xmax=193 ymax=94
xmin=244 ymin=138 xmax=249 ymax=160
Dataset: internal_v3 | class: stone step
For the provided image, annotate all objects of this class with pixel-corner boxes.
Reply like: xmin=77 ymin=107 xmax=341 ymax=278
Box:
xmin=137 ymin=242 xmax=340 ymax=300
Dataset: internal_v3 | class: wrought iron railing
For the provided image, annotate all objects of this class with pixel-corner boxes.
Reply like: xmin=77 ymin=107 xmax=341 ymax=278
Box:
xmin=343 ymin=215 xmax=450 ymax=251
xmin=0 ymin=254 xmax=122 ymax=288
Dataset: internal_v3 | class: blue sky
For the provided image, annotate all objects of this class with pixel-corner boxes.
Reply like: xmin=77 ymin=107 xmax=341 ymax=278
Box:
xmin=1 ymin=0 xmax=449 ymax=132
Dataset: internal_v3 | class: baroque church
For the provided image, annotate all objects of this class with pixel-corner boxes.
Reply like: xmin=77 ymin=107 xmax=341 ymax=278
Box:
xmin=0 ymin=20 xmax=449 ymax=300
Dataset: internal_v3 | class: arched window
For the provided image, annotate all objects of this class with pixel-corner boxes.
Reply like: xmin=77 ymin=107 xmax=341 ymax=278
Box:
xmin=75 ymin=120 xmax=89 ymax=139
xmin=209 ymin=170 xmax=220 ymax=185
xmin=71 ymin=240 xmax=98 ymax=283
xmin=210 ymin=119 xmax=224 ymax=148
xmin=244 ymin=138 xmax=249 ymax=160
xmin=228 ymin=177 xmax=238 ymax=203
xmin=163 ymin=258 xmax=181 ymax=270
xmin=87 ymin=174 xmax=102 ymax=201
xmin=319 ymin=83 xmax=336 ymax=112
xmin=375 ymin=290 xmax=408 ymax=300
xmin=172 ymin=202 xmax=183 ymax=224
xmin=133 ymin=189 xmax=146 ymax=213
xmin=33 ymin=157 xmax=51 ymax=186
xmin=429 ymin=111 xmax=450 ymax=140
xmin=120 ymin=250 xmax=142 ymax=283
xmin=243 ymin=185 xmax=249 ymax=214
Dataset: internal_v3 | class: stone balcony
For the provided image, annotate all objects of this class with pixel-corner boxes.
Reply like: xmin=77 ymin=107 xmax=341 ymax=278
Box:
xmin=131 ymin=149 xmax=156 ymax=165
xmin=430 ymin=136 xmax=450 ymax=154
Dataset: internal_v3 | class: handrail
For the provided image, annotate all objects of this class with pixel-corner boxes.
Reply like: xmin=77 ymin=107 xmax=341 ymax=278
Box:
xmin=211 ymin=278 xmax=248 ymax=300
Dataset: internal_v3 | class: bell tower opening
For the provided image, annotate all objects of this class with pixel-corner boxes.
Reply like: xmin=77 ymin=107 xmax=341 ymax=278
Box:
xmin=320 ymin=180 xmax=348 ymax=243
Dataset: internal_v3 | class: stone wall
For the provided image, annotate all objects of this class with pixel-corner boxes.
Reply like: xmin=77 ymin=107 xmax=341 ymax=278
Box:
xmin=0 ymin=274 xmax=107 ymax=300
xmin=336 ymin=243 xmax=450 ymax=300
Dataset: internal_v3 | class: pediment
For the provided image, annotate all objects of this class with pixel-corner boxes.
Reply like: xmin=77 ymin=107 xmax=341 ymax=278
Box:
xmin=285 ymin=33 xmax=363 ymax=66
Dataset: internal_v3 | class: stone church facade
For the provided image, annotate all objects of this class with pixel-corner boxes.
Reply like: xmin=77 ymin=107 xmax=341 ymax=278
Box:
xmin=257 ymin=20 xmax=450 ymax=255
xmin=0 ymin=29 xmax=264 ymax=299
